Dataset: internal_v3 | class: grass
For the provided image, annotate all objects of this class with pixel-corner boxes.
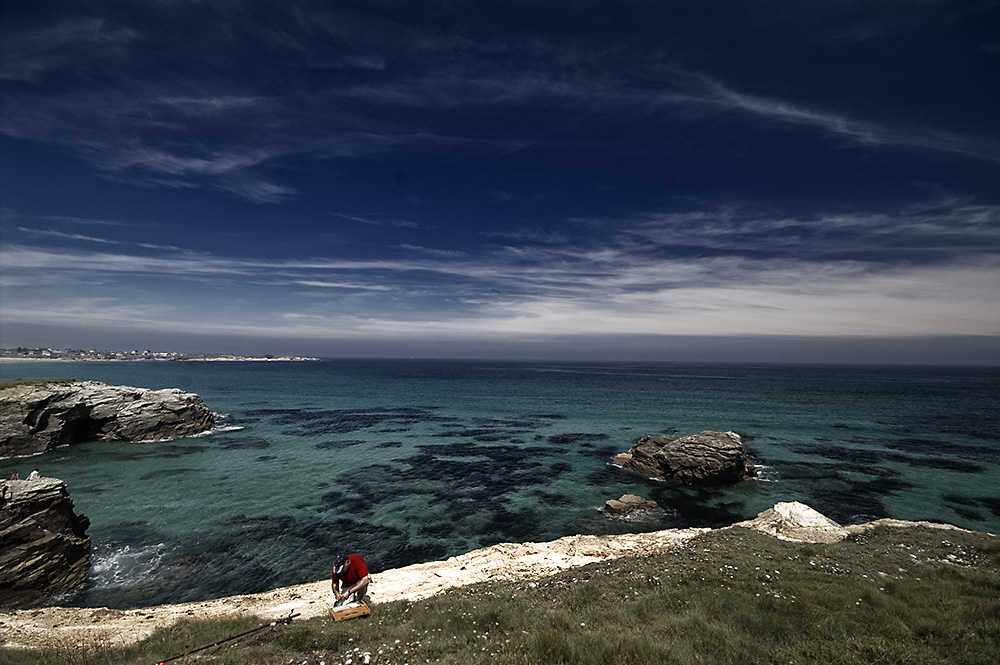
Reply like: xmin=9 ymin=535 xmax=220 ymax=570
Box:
xmin=3 ymin=525 xmax=998 ymax=665
xmin=0 ymin=378 xmax=76 ymax=391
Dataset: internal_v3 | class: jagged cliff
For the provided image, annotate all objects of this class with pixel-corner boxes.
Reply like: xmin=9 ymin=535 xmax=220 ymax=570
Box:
xmin=0 ymin=477 xmax=91 ymax=608
xmin=0 ymin=380 xmax=219 ymax=458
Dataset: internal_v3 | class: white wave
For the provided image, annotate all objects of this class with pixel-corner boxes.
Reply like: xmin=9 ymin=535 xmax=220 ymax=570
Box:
xmin=89 ymin=542 xmax=167 ymax=589
xmin=210 ymin=424 xmax=245 ymax=434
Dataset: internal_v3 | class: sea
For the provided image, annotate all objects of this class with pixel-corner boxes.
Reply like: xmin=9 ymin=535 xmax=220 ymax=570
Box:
xmin=1 ymin=359 xmax=998 ymax=609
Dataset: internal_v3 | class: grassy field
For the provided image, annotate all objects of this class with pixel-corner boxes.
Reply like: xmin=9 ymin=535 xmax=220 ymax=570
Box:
xmin=4 ymin=524 xmax=998 ymax=665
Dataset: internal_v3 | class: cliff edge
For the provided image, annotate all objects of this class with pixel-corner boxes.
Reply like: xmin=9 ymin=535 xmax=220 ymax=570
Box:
xmin=0 ymin=477 xmax=91 ymax=608
xmin=2 ymin=501 xmax=987 ymax=651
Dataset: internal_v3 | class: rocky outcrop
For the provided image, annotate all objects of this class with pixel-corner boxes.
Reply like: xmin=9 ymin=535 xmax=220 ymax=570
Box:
xmin=0 ymin=477 xmax=91 ymax=607
xmin=0 ymin=380 xmax=219 ymax=458
xmin=0 ymin=501 xmax=982 ymax=651
xmin=733 ymin=501 xmax=849 ymax=543
xmin=612 ymin=430 xmax=755 ymax=484
xmin=604 ymin=493 xmax=660 ymax=519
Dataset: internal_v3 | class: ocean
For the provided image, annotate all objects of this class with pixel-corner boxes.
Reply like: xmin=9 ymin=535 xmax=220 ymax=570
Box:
xmin=1 ymin=359 xmax=998 ymax=609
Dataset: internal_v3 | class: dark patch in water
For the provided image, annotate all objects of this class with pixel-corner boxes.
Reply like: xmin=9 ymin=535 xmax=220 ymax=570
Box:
xmin=888 ymin=455 xmax=985 ymax=474
xmin=790 ymin=442 xmax=886 ymax=467
xmin=766 ymin=461 xmax=895 ymax=525
xmin=529 ymin=489 xmax=574 ymax=507
xmin=256 ymin=455 xmax=277 ymax=461
xmin=251 ymin=406 xmax=459 ymax=436
xmin=319 ymin=490 xmax=372 ymax=515
xmin=950 ymin=505 xmax=985 ymax=522
xmin=945 ymin=494 xmax=1000 ymax=521
xmin=981 ymin=497 xmax=1000 ymax=518
xmin=216 ymin=436 xmax=269 ymax=450
xmin=587 ymin=465 xmax=640 ymax=488
xmin=140 ymin=468 xmax=195 ymax=480
xmin=375 ymin=440 xmax=404 ymax=448
xmin=548 ymin=433 xmax=610 ymax=445
xmin=649 ymin=486 xmax=748 ymax=528
xmin=481 ymin=506 xmax=542 ymax=542
xmin=314 ymin=439 xmax=367 ymax=450
xmin=881 ymin=438 xmax=999 ymax=463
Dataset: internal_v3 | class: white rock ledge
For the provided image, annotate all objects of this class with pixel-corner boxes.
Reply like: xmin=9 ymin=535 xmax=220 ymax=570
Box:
xmin=0 ymin=502 xmax=982 ymax=651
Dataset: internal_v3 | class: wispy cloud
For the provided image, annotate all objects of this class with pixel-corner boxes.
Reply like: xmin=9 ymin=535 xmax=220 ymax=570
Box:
xmin=2 ymin=6 xmax=997 ymax=205
xmin=333 ymin=213 xmax=421 ymax=229
xmin=4 ymin=194 xmax=998 ymax=340
xmin=692 ymin=77 xmax=1000 ymax=163
xmin=0 ymin=17 xmax=135 ymax=83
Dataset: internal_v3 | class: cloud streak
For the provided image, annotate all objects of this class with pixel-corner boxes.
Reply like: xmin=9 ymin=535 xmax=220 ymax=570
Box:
xmin=2 ymin=5 xmax=997 ymax=205
xmin=4 ymin=197 xmax=998 ymax=342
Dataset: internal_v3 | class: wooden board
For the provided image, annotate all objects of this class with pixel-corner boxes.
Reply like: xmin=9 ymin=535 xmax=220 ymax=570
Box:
xmin=329 ymin=602 xmax=370 ymax=622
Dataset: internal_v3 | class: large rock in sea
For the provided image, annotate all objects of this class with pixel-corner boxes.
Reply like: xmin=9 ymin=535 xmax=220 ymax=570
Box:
xmin=0 ymin=477 xmax=91 ymax=607
xmin=0 ymin=380 xmax=219 ymax=458
xmin=612 ymin=430 xmax=755 ymax=484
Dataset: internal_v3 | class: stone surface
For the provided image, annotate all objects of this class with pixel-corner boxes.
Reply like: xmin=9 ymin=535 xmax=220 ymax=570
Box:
xmin=0 ymin=381 xmax=219 ymax=457
xmin=0 ymin=501 xmax=977 ymax=651
xmin=733 ymin=501 xmax=850 ymax=543
xmin=0 ymin=477 xmax=91 ymax=607
xmin=612 ymin=430 xmax=755 ymax=484
xmin=604 ymin=493 xmax=660 ymax=518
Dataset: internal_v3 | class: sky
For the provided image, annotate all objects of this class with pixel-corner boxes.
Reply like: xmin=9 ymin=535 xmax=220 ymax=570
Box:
xmin=1 ymin=0 xmax=999 ymax=364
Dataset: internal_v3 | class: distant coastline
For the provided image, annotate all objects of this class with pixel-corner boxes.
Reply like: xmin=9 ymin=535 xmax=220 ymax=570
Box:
xmin=0 ymin=348 xmax=319 ymax=362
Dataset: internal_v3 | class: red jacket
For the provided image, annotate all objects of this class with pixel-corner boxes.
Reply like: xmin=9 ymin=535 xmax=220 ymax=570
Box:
xmin=331 ymin=553 xmax=369 ymax=588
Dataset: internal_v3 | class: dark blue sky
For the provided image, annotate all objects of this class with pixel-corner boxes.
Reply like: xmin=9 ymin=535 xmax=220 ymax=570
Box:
xmin=2 ymin=1 xmax=999 ymax=363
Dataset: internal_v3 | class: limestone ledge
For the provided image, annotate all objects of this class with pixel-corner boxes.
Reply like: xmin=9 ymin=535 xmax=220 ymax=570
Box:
xmin=0 ymin=501 xmax=985 ymax=651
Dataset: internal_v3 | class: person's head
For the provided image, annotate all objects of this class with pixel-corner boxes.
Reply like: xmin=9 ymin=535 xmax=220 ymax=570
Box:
xmin=334 ymin=553 xmax=349 ymax=574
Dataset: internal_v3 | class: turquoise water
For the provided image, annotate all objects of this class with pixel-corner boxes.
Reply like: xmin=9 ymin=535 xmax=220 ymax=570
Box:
xmin=2 ymin=360 xmax=998 ymax=608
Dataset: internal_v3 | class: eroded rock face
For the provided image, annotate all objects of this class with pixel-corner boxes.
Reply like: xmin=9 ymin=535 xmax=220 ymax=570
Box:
xmin=0 ymin=477 xmax=91 ymax=607
xmin=612 ymin=430 xmax=755 ymax=484
xmin=0 ymin=381 xmax=219 ymax=457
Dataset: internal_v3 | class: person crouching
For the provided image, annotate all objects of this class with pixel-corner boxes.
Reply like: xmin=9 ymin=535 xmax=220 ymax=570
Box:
xmin=331 ymin=552 xmax=370 ymax=606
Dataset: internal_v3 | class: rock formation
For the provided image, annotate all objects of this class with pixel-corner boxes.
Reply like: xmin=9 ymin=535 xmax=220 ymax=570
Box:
xmin=0 ymin=477 xmax=91 ymax=607
xmin=0 ymin=380 xmax=219 ymax=458
xmin=612 ymin=430 xmax=755 ymax=484
xmin=604 ymin=493 xmax=660 ymax=519
xmin=0 ymin=501 xmax=981 ymax=651
xmin=733 ymin=501 xmax=849 ymax=544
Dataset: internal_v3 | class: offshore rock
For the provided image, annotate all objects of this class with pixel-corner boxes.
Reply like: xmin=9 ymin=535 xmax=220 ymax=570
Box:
xmin=612 ymin=430 xmax=755 ymax=485
xmin=604 ymin=493 xmax=660 ymax=519
xmin=0 ymin=380 xmax=219 ymax=458
xmin=0 ymin=477 xmax=91 ymax=607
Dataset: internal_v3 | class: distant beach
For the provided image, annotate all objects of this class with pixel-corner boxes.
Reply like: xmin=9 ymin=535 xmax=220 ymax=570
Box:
xmin=0 ymin=348 xmax=318 ymax=362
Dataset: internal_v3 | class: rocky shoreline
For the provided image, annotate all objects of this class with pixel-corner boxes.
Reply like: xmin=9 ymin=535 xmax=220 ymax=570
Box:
xmin=0 ymin=380 xmax=219 ymax=458
xmin=0 ymin=502 xmax=981 ymax=652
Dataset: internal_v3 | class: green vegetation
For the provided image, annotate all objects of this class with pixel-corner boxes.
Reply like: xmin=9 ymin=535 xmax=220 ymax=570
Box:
xmin=4 ymin=525 xmax=998 ymax=665
xmin=0 ymin=378 xmax=76 ymax=391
